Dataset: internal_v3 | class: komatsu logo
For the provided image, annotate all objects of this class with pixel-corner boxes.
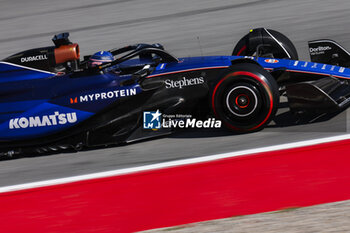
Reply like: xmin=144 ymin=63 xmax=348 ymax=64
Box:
xmin=9 ymin=112 xmax=77 ymax=129
xmin=21 ymin=55 xmax=48 ymax=63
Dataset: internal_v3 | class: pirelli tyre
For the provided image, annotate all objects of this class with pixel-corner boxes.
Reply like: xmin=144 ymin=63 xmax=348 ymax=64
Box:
xmin=232 ymin=28 xmax=298 ymax=60
xmin=211 ymin=63 xmax=279 ymax=133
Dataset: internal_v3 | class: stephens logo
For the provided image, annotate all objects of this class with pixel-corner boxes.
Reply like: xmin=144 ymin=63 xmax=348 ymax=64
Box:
xmin=9 ymin=112 xmax=77 ymax=129
xmin=70 ymin=88 xmax=137 ymax=104
xmin=165 ymin=77 xmax=204 ymax=89
xmin=21 ymin=55 xmax=48 ymax=63
xmin=143 ymin=110 xmax=162 ymax=129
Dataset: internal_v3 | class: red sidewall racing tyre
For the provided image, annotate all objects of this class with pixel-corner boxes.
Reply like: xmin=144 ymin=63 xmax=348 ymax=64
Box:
xmin=212 ymin=63 xmax=279 ymax=133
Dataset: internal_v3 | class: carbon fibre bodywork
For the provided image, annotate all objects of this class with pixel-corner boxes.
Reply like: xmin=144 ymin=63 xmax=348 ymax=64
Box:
xmin=2 ymin=30 xmax=350 ymax=154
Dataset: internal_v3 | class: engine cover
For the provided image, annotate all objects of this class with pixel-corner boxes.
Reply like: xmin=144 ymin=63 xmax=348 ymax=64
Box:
xmin=3 ymin=43 xmax=80 ymax=72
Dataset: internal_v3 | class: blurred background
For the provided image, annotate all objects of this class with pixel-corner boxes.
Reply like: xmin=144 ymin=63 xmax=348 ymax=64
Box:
xmin=1 ymin=0 xmax=350 ymax=61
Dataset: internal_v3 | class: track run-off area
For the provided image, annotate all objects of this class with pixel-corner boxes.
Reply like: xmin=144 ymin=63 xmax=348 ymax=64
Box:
xmin=1 ymin=134 xmax=350 ymax=232
xmin=0 ymin=0 xmax=350 ymax=187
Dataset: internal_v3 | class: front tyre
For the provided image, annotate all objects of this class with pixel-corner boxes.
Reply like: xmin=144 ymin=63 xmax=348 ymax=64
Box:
xmin=211 ymin=63 xmax=279 ymax=133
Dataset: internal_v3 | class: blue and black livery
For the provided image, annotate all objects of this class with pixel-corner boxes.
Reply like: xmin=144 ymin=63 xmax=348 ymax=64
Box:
xmin=1 ymin=28 xmax=350 ymax=156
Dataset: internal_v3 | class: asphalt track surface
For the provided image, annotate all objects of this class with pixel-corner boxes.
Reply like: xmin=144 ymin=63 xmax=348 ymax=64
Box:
xmin=144 ymin=200 xmax=350 ymax=233
xmin=1 ymin=0 xmax=350 ymax=187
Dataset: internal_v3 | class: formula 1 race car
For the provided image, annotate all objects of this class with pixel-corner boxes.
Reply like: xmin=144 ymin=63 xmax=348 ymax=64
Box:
xmin=1 ymin=28 xmax=350 ymax=156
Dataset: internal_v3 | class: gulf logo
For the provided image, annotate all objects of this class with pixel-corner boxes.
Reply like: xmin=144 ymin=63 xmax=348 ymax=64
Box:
xmin=265 ymin=59 xmax=279 ymax=64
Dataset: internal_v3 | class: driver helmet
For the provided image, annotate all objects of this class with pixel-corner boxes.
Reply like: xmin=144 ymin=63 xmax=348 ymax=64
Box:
xmin=88 ymin=51 xmax=114 ymax=68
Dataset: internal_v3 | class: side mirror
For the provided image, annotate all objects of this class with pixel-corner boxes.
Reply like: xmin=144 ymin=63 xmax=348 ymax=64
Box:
xmin=121 ymin=65 xmax=151 ymax=86
xmin=132 ymin=65 xmax=151 ymax=80
xmin=152 ymin=57 xmax=162 ymax=64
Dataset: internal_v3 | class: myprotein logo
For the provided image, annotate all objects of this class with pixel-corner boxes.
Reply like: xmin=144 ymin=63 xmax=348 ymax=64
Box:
xmin=70 ymin=88 xmax=137 ymax=104
xmin=70 ymin=97 xmax=78 ymax=104
xmin=9 ymin=112 xmax=77 ymax=129
xmin=21 ymin=55 xmax=48 ymax=63
xmin=165 ymin=77 xmax=204 ymax=89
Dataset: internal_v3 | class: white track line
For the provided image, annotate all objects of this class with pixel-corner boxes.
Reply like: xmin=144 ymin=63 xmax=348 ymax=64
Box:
xmin=1 ymin=134 xmax=350 ymax=194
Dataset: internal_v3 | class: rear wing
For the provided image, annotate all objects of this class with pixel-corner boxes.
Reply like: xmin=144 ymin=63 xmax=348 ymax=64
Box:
xmin=308 ymin=39 xmax=350 ymax=67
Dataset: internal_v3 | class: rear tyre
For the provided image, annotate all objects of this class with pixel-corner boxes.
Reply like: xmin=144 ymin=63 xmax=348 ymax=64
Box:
xmin=211 ymin=63 xmax=279 ymax=133
xmin=232 ymin=28 xmax=298 ymax=60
